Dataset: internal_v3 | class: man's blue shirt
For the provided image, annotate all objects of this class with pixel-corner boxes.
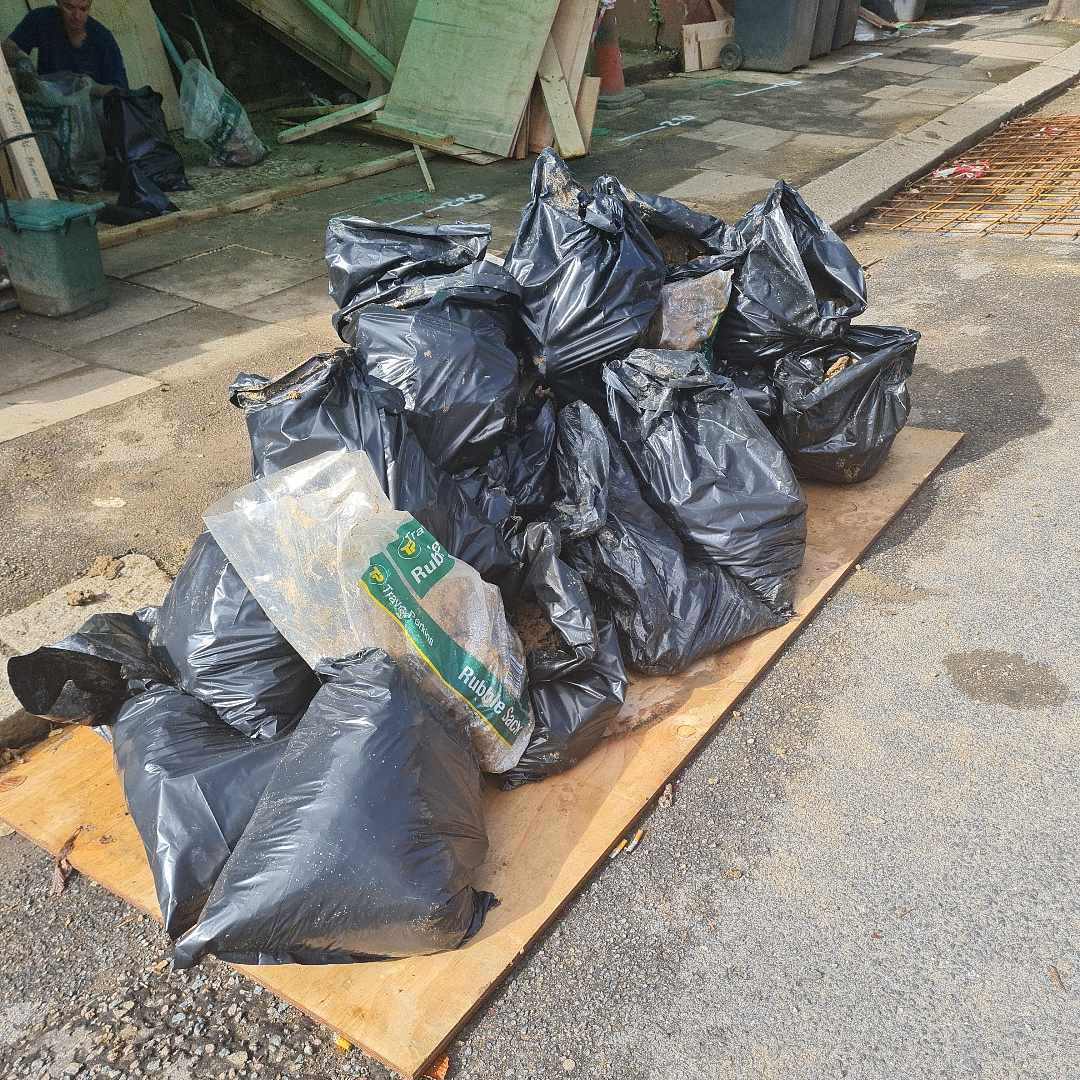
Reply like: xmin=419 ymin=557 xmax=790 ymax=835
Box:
xmin=10 ymin=7 xmax=129 ymax=88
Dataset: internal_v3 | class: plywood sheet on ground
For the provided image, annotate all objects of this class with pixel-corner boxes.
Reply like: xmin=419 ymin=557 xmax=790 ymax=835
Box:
xmin=28 ymin=0 xmax=181 ymax=129
xmin=0 ymin=426 xmax=961 ymax=1079
xmin=379 ymin=0 xmax=563 ymax=156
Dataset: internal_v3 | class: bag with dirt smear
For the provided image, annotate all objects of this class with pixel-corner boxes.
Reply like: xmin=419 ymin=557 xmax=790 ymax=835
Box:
xmin=503 ymin=149 xmax=666 ymax=401
xmin=709 ymin=181 xmax=867 ymax=369
xmin=172 ymin=649 xmax=495 ymax=967
xmin=771 ymin=324 xmax=918 ymax=483
xmin=604 ymin=349 xmax=806 ymax=615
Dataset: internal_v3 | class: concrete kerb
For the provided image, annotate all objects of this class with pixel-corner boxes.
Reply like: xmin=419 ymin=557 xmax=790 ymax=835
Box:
xmin=802 ymin=40 xmax=1080 ymax=230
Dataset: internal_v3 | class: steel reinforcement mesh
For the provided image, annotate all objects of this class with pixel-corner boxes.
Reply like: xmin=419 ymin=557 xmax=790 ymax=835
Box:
xmin=866 ymin=116 xmax=1080 ymax=238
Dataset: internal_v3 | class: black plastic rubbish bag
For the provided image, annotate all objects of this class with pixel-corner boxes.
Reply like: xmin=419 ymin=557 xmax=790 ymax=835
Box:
xmin=604 ymin=350 xmax=806 ymax=615
xmin=344 ymin=261 xmax=525 ymax=472
xmin=148 ymin=532 xmax=317 ymax=739
xmin=326 ymin=218 xmax=490 ymax=335
xmin=112 ymin=684 xmax=286 ymax=938
xmin=772 ymin=324 xmax=918 ymax=483
xmin=116 ymin=161 xmax=178 ymax=220
xmin=500 ymin=617 xmax=627 ymax=789
xmin=6 ymin=612 xmax=159 ymax=725
xmin=709 ymin=181 xmax=866 ymax=369
xmin=173 ymin=650 xmax=495 ymax=968
xmin=609 ymin=181 xmax=737 ymax=260
xmin=554 ymin=403 xmax=785 ymax=676
xmin=503 ymin=149 xmax=666 ymax=400
xmin=103 ymin=87 xmax=190 ymax=193
xmin=725 ymin=363 xmax=781 ymax=427
xmin=453 ymin=397 xmax=557 ymax=526
xmin=231 ymin=354 xmax=524 ymax=600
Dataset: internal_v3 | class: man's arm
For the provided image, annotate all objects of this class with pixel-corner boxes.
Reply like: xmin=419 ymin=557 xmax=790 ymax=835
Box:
xmin=6 ymin=8 xmax=45 ymax=57
xmin=99 ymin=29 xmax=128 ymax=90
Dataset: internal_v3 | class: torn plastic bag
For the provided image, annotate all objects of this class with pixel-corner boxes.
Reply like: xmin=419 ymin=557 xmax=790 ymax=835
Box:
xmin=709 ymin=181 xmax=866 ymax=369
xmin=148 ymin=532 xmax=317 ymax=739
xmin=502 ymin=149 xmax=665 ymax=400
xmin=6 ymin=612 xmax=160 ymax=725
xmin=179 ymin=60 xmax=267 ymax=168
xmin=112 ymin=684 xmax=286 ymax=938
xmin=103 ymin=87 xmax=190 ymax=192
xmin=500 ymin=617 xmax=627 ymax=789
xmin=230 ymin=354 xmax=524 ymax=599
xmin=604 ymin=350 xmax=806 ymax=615
xmin=772 ymin=324 xmax=918 ymax=483
xmin=608 ymin=180 xmax=738 ymax=261
xmin=204 ymin=450 xmax=532 ymax=773
xmin=453 ymin=397 xmax=557 ymax=525
xmin=327 ymin=218 xmax=491 ymax=337
xmin=645 ymin=256 xmax=734 ymax=352
xmin=345 ymin=261 xmax=525 ymax=471
xmin=172 ymin=650 xmax=495 ymax=967
xmin=554 ymin=403 xmax=785 ymax=676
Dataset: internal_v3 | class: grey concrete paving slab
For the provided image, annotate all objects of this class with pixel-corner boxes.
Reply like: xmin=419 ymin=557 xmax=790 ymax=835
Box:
xmin=0 ymin=283 xmax=193 ymax=350
xmin=862 ymin=57 xmax=946 ymax=76
xmin=101 ymin=229 xmax=232 ymax=280
xmin=0 ymin=366 xmax=160 ymax=444
xmin=131 ymin=246 xmax=322 ymax=310
xmin=67 ymin=306 xmax=268 ymax=377
xmin=660 ymin=170 xmax=779 ymax=205
xmin=231 ymin=277 xmax=335 ymax=324
xmin=0 ymin=338 xmax=86 ymax=396
xmin=679 ymin=119 xmax=794 ymax=151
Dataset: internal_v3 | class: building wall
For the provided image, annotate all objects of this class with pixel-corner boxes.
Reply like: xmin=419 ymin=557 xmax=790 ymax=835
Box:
xmin=616 ymin=0 xmax=719 ymax=50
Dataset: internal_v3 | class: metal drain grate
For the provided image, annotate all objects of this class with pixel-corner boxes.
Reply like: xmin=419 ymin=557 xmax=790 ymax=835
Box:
xmin=866 ymin=116 xmax=1080 ymax=237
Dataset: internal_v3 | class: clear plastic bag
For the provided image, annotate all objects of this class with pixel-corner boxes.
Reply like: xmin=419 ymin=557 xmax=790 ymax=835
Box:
xmin=179 ymin=59 xmax=267 ymax=168
xmin=203 ymin=450 xmax=532 ymax=773
xmin=23 ymin=74 xmax=106 ymax=189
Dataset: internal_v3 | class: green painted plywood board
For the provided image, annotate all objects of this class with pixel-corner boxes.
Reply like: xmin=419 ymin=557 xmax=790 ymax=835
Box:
xmin=379 ymin=0 xmax=563 ymax=157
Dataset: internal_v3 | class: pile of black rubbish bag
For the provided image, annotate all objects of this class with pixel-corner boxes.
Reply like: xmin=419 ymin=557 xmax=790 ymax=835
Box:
xmin=8 ymin=150 xmax=918 ymax=968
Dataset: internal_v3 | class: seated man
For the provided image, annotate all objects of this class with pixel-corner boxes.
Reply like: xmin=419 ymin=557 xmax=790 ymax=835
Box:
xmin=3 ymin=0 xmax=128 ymax=94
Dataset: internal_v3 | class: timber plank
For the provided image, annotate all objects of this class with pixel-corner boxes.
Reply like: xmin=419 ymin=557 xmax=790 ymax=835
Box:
xmin=379 ymin=0 xmax=563 ymax=157
xmin=0 ymin=427 xmax=961 ymax=1078
xmin=528 ymin=0 xmax=598 ymax=154
xmin=536 ymin=36 xmax=586 ymax=159
xmin=0 ymin=48 xmax=55 ymax=199
xmin=277 ymin=94 xmax=386 ymax=143
xmin=576 ymin=74 xmax=601 ymax=153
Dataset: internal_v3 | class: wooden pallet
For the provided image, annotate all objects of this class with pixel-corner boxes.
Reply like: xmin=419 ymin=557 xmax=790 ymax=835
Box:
xmin=0 ymin=426 xmax=961 ymax=1079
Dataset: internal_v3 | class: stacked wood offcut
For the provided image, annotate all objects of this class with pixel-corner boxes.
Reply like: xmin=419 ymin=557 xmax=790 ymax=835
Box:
xmin=268 ymin=0 xmax=603 ymax=161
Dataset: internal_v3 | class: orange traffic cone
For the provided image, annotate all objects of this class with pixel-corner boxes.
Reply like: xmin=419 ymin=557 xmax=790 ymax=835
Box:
xmin=595 ymin=8 xmax=645 ymax=109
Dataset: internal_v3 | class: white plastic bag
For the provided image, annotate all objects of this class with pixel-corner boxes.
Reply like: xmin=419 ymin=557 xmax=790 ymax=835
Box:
xmin=204 ymin=451 xmax=532 ymax=773
xmin=179 ymin=59 xmax=267 ymax=168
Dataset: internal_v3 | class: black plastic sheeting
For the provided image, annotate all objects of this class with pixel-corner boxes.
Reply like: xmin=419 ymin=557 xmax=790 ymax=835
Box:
xmin=103 ymin=87 xmax=190 ymax=194
xmin=343 ymin=263 xmax=526 ymax=472
xmin=604 ymin=350 xmax=807 ymax=615
xmin=326 ymin=218 xmax=490 ymax=337
xmin=6 ymin=612 xmax=158 ymax=725
xmin=772 ymin=325 xmax=918 ymax=484
xmin=709 ymin=181 xmax=866 ymax=370
xmin=147 ymin=532 xmax=317 ymax=739
xmin=503 ymin=149 xmax=666 ymax=402
xmin=112 ymin=684 xmax=286 ymax=938
xmin=231 ymin=355 xmax=524 ymax=601
xmin=553 ymin=402 xmax=786 ymax=676
xmin=173 ymin=650 xmax=495 ymax=968
xmin=500 ymin=617 xmax=627 ymax=789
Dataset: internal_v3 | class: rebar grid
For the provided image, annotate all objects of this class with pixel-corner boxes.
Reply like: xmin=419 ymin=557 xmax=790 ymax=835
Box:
xmin=865 ymin=116 xmax=1080 ymax=238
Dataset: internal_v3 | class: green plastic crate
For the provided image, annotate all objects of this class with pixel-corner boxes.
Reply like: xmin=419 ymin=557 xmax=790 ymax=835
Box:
xmin=1 ymin=196 xmax=109 ymax=318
